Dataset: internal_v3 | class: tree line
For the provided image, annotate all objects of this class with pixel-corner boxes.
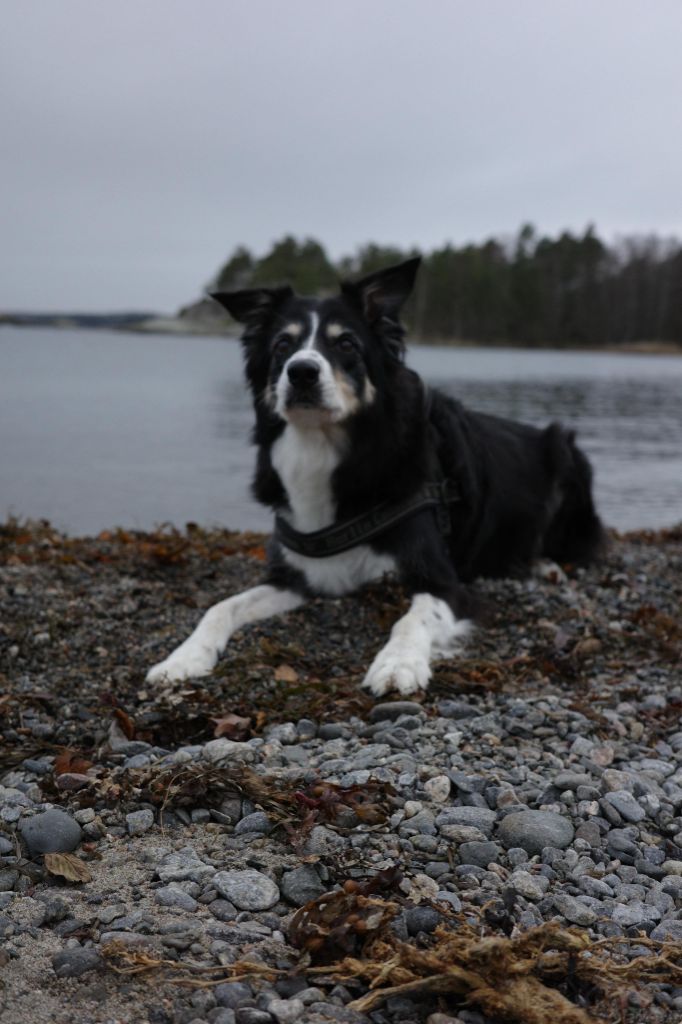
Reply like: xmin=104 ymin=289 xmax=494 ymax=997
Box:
xmin=207 ymin=226 xmax=682 ymax=347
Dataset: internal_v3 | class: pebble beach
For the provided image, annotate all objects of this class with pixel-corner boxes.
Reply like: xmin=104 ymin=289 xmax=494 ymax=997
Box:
xmin=1 ymin=519 xmax=681 ymax=1024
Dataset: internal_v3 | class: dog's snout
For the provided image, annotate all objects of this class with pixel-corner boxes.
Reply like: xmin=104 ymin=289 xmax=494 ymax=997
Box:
xmin=287 ymin=359 xmax=320 ymax=387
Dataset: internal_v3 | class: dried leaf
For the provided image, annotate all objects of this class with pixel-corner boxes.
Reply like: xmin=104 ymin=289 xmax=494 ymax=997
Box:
xmin=113 ymin=707 xmax=136 ymax=740
xmin=44 ymin=852 xmax=92 ymax=883
xmin=212 ymin=713 xmax=251 ymax=740
xmin=53 ymin=749 xmax=93 ymax=776
xmin=274 ymin=664 xmax=298 ymax=683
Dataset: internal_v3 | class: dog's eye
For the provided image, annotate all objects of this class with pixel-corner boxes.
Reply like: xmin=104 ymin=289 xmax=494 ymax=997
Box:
xmin=336 ymin=333 xmax=356 ymax=353
xmin=274 ymin=336 xmax=294 ymax=356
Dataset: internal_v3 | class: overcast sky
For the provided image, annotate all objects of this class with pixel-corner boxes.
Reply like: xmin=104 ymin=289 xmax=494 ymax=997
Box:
xmin=2 ymin=0 xmax=682 ymax=312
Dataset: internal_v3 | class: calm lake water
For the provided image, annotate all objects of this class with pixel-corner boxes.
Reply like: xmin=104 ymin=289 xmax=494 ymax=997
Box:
xmin=1 ymin=326 xmax=681 ymax=534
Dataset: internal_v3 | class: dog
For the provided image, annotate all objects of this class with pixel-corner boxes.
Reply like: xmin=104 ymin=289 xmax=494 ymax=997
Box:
xmin=146 ymin=258 xmax=603 ymax=696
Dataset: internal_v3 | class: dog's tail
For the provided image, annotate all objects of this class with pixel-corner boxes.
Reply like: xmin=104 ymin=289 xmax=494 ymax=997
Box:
xmin=541 ymin=424 xmax=605 ymax=567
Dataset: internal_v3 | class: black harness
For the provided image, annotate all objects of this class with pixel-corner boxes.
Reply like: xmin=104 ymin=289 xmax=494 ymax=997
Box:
xmin=274 ymin=478 xmax=461 ymax=559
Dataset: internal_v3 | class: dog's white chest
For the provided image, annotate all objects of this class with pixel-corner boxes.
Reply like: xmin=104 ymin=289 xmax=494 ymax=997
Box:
xmin=271 ymin=426 xmax=396 ymax=595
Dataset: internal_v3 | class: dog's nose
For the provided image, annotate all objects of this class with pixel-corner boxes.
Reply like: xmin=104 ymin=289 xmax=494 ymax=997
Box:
xmin=287 ymin=360 xmax=320 ymax=387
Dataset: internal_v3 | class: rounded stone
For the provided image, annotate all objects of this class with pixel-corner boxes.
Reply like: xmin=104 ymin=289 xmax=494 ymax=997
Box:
xmin=436 ymin=807 xmax=497 ymax=837
xmin=279 ymin=864 xmax=325 ymax=906
xmin=52 ymin=947 xmax=102 ymax=978
xmin=126 ymin=808 xmax=154 ymax=836
xmin=212 ymin=869 xmax=279 ymax=910
xmin=497 ymin=810 xmax=574 ymax=855
xmin=19 ymin=809 xmax=83 ymax=856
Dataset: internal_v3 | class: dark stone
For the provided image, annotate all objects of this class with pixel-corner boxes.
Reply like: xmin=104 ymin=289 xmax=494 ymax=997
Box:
xmin=215 ymin=982 xmax=254 ymax=1009
xmin=404 ymin=906 xmax=441 ymax=935
xmin=19 ymin=809 xmax=83 ymax=856
xmin=52 ymin=947 xmax=102 ymax=978
xmin=368 ymin=702 xmax=424 ymax=723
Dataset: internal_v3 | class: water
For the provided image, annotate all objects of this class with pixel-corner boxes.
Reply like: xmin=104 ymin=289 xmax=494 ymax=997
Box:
xmin=1 ymin=327 xmax=680 ymax=534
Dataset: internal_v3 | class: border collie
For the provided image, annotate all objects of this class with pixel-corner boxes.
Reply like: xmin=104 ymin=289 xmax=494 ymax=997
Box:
xmin=147 ymin=258 xmax=603 ymax=696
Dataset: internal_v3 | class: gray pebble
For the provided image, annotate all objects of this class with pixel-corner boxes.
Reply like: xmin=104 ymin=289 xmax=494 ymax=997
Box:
xmin=458 ymin=841 xmax=501 ymax=867
xmin=155 ymin=885 xmax=198 ymax=911
xmin=234 ymin=812 xmax=273 ymax=836
xmin=553 ymin=893 xmax=597 ymax=926
xmin=215 ymin=981 xmax=253 ymax=1008
xmin=603 ymin=791 xmax=646 ymax=823
xmin=650 ymin=920 xmax=682 ymax=941
xmin=213 ymin=869 xmax=279 ymax=910
xmin=368 ymin=701 xmax=424 ymax=722
xmin=497 ymin=810 xmax=574 ymax=855
xmin=436 ymin=807 xmax=497 ymax=837
xmin=157 ymin=847 xmax=215 ymax=884
xmin=279 ymin=865 xmax=325 ymax=906
xmin=52 ymin=947 xmax=102 ymax=978
xmin=126 ymin=808 xmax=154 ymax=836
xmin=19 ymin=809 xmax=83 ymax=856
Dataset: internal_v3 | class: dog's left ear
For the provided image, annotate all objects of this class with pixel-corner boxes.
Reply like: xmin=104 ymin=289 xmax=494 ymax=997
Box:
xmin=209 ymin=287 xmax=293 ymax=326
xmin=341 ymin=257 xmax=421 ymax=323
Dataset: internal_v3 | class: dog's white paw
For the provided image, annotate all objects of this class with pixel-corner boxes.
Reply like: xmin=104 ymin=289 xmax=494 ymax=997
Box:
xmin=146 ymin=644 xmax=217 ymax=684
xmin=533 ymin=558 xmax=568 ymax=584
xmin=363 ymin=644 xmax=431 ymax=697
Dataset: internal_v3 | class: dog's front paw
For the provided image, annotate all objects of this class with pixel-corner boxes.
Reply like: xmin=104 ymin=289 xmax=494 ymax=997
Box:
xmin=363 ymin=643 xmax=431 ymax=697
xmin=146 ymin=643 xmax=217 ymax=684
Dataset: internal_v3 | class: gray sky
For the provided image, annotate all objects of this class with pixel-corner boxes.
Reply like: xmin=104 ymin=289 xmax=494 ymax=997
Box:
xmin=2 ymin=0 xmax=682 ymax=312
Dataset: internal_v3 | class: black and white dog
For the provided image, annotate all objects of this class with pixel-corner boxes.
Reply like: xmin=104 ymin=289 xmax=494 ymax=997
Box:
xmin=147 ymin=259 xmax=603 ymax=696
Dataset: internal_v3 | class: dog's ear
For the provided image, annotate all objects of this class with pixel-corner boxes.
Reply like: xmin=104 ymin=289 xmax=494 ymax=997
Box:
xmin=210 ymin=287 xmax=293 ymax=326
xmin=341 ymin=257 xmax=421 ymax=323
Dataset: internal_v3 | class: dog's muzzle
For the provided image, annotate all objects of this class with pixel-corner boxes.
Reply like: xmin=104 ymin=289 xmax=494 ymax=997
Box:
xmin=285 ymin=358 xmax=322 ymax=407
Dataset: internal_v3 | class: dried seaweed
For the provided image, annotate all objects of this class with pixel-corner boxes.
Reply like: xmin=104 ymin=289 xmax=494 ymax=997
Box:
xmin=288 ymin=867 xmax=402 ymax=962
xmin=306 ymin=916 xmax=682 ymax=1023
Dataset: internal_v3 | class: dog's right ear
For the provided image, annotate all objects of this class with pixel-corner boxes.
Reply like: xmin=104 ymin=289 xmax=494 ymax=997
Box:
xmin=341 ymin=257 xmax=421 ymax=323
xmin=210 ymin=287 xmax=293 ymax=326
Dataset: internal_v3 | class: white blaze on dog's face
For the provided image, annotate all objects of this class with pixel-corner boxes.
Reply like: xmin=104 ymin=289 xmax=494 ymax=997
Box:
xmin=269 ymin=307 xmax=376 ymax=427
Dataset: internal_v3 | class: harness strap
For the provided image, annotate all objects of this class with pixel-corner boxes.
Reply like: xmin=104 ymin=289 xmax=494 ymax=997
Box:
xmin=274 ymin=479 xmax=460 ymax=558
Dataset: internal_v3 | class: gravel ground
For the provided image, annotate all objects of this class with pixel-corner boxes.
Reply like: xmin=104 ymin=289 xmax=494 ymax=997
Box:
xmin=1 ymin=519 xmax=681 ymax=1024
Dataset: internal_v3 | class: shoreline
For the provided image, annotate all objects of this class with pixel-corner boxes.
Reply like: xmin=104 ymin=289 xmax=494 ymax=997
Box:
xmin=1 ymin=520 xmax=681 ymax=1024
xmin=2 ymin=317 xmax=682 ymax=355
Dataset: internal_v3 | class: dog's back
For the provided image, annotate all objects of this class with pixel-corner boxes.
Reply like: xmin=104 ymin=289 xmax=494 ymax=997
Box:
xmin=427 ymin=388 xmax=604 ymax=581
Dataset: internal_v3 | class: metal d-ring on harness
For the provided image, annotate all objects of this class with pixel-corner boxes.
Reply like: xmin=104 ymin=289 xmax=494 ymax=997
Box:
xmin=274 ymin=477 xmax=461 ymax=558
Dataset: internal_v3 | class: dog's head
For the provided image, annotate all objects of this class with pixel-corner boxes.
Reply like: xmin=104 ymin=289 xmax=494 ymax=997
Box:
xmin=211 ymin=258 xmax=420 ymax=428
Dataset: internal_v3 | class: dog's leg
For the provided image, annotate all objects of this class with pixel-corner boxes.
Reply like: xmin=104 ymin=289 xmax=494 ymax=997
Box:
xmin=146 ymin=585 xmax=304 ymax=684
xmin=363 ymin=593 xmax=471 ymax=697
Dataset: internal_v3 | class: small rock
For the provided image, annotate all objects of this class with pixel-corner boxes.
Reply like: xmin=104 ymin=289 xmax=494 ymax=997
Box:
xmin=424 ymin=775 xmax=451 ymax=803
xmin=436 ymin=807 xmax=497 ymax=837
xmin=155 ymin=886 xmax=198 ymax=911
xmin=280 ymin=865 xmax=325 ymax=906
xmin=368 ymin=702 xmax=423 ymax=722
xmin=213 ymin=869 xmax=279 ymax=911
xmin=52 ymin=947 xmax=102 ymax=978
xmin=611 ymin=902 xmax=661 ymax=929
xmin=497 ymin=810 xmax=574 ymax=855
xmin=234 ymin=812 xmax=273 ymax=836
xmin=508 ymin=870 xmax=549 ymax=901
xmin=126 ymin=809 xmax=154 ymax=836
xmin=458 ymin=841 xmax=501 ymax=867
xmin=157 ymin=847 xmax=215 ymax=884
xmin=553 ymin=893 xmax=596 ymax=926
xmin=19 ymin=809 xmax=83 ymax=856
xmin=603 ymin=791 xmax=645 ymax=823
xmin=404 ymin=906 xmax=441 ymax=935
xmin=650 ymin=920 xmax=682 ymax=942
xmin=214 ymin=981 xmax=253 ymax=1008
xmin=203 ymin=739 xmax=256 ymax=764
xmin=267 ymin=998 xmax=305 ymax=1024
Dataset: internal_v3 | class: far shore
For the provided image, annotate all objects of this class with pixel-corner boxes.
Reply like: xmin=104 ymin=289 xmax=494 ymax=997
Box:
xmin=2 ymin=312 xmax=682 ymax=355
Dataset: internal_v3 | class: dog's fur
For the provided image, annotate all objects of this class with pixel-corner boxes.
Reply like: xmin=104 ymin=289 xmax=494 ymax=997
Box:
xmin=147 ymin=258 xmax=603 ymax=696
